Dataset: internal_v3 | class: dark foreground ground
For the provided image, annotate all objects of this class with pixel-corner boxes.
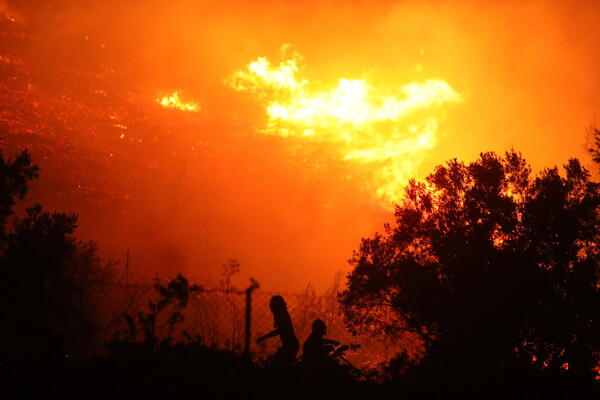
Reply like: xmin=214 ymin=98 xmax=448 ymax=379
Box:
xmin=2 ymin=344 xmax=599 ymax=400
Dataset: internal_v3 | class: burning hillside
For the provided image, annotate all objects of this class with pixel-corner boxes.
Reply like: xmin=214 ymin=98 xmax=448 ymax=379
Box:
xmin=1 ymin=0 xmax=598 ymax=293
xmin=229 ymin=48 xmax=461 ymax=206
xmin=0 ymin=8 xmax=394 ymax=291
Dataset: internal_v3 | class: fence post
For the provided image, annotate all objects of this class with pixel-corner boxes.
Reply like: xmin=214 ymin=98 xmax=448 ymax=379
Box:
xmin=244 ymin=278 xmax=260 ymax=355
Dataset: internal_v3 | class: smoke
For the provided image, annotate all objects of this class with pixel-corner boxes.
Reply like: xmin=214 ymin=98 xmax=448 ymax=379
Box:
xmin=28 ymin=0 xmax=599 ymax=165
xmin=2 ymin=0 xmax=599 ymax=292
xmin=376 ymin=0 xmax=600 ymax=173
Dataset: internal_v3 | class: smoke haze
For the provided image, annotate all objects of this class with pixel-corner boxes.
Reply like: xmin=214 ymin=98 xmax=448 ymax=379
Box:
xmin=1 ymin=0 xmax=598 ymax=292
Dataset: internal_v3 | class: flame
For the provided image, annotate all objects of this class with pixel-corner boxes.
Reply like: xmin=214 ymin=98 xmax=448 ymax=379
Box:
xmin=157 ymin=91 xmax=199 ymax=112
xmin=229 ymin=48 xmax=462 ymax=207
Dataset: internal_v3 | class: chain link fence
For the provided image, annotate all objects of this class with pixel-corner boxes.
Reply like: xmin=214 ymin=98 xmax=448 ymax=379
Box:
xmin=76 ymin=276 xmax=401 ymax=370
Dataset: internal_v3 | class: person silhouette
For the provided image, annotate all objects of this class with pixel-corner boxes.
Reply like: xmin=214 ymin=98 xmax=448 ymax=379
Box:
xmin=256 ymin=295 xmax=299 ymax=367
xmin=301 ymin=318 xmax=340 ymax=371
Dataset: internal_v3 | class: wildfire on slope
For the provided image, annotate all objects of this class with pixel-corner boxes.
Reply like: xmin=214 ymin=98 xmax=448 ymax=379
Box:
xmin=229 ymin=47 xmax=462 ymax=207
xmin=157 ymin=91 xmax=200 ymax=112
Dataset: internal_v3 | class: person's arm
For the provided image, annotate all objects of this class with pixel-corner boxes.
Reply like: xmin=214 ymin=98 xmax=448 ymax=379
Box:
xmin=257 ymin=328 xmax=279 ymax=343
xmin=323 ymin=338 xmax=340 ymax=346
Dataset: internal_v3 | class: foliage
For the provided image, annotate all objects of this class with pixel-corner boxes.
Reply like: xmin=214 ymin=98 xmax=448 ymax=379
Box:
xmin=589 ymin=125 xmax=600 ymax=169
xmin=220 ymin=258 xmax=240 ymax=293
xmin=0 ymin=149 xmax=39 ymax=236
xmin=340 ymin=150 xmax=600 ymax=385
xmin=0 ymin=148 xmax=113 ymax=360
xmin=111 ymin=274 xmax=202 ymax=350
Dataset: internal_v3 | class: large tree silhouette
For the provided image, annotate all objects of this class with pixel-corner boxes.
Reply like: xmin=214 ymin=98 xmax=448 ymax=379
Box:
xmin=340 ymin=150 xmax=599 ymax=385
xmin=0 ymin=148 xmax=111 ymax=359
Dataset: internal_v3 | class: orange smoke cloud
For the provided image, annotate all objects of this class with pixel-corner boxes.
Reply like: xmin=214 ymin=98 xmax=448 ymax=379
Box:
xmin=4 ymin=0 xmax=600 ymax=293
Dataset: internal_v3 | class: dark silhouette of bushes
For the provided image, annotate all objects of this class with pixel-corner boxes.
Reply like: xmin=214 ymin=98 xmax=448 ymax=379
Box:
xmin=2 ymin=146 xmax=598 ymax=399
xmin=340 ymin=150 xmax=599 ymax=397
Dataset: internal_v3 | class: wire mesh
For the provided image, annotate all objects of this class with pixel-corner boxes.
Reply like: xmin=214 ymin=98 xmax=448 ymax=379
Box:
xmin=79 ymin=278 xmax=401 ymax=370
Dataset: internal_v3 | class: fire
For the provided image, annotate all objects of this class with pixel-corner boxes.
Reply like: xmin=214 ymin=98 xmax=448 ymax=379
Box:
xmin=157 ymin=91 xmax=199 ymax=112
xmin=229 ymin=48 xmax=462 ymax=207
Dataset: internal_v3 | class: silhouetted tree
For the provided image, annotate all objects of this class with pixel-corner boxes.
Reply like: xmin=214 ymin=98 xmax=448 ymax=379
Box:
xmin=114 ymin=274 xmax=201 ymax=350
xmin=0 ymin=149 xmax=39 ymax=235
xmin=340 ymin=150 xmax=599 ymax=387
xmin=589 ymin=125 xmax=600 ymax=169
xmin=0 ymin=148 xmax=112 ymax=360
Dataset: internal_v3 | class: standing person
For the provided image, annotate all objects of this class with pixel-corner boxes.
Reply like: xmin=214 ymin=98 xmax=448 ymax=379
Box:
xmin=301 ymin=318 xmax=340 ymax=370
xmin=256 ymin=295 xmax=299 ymax=367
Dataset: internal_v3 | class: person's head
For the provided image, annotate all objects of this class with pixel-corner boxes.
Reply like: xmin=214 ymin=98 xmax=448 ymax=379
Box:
xmin=312 ymin=318 xmax=326 ymax=335
xmin=269 ymin=295 xmax=287 ymax=314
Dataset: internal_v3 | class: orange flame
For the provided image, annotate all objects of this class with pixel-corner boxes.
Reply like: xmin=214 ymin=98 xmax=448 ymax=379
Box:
xmin=228 ymin=47 xmax=462 ymax=207
xmin=157 ymin=91 xmax=199 ymax=112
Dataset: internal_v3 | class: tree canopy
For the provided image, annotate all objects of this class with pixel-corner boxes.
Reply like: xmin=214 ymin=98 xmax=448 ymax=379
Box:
xmin=340 ymin=150 xmax=599 ymax=384
xmin=0 ymin=148 xmax=111 ymax=359
xmin=0 ymin=149 xmax=39 ymax=234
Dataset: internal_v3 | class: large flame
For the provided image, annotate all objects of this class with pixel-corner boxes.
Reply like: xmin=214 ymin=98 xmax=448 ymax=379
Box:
xmin=229 ymin=48 xmax=462 ymax=207
xmin=157 ymin=91 xmax=199 ymax=112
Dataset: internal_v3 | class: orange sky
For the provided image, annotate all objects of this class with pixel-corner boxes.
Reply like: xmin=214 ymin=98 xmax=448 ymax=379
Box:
xmin=2 ymin=0 xmax=599 ymax=293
